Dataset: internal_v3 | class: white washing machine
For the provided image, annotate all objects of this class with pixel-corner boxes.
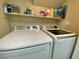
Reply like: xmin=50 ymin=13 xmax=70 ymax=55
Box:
xmin=0 ymin=30 xmax=53 ymax=59
xmin=43 ymin=25 xmax=78 ymax=59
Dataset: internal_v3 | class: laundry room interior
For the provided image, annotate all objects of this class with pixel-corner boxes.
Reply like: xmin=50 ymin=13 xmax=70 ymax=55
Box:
xmin=0 ymin=0 xmax=79 ymax=59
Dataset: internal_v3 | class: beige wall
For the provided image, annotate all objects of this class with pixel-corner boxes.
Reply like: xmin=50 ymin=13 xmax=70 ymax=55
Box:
xmin=60 ymin=0 xmax=79 ymax=34
xmin=67 ymin=0 xmax=79 ymax=34
xmin=0 ymin=0 xmax=10 ymax=38
xmin=33 ymin=0 xmax=66 ymax=8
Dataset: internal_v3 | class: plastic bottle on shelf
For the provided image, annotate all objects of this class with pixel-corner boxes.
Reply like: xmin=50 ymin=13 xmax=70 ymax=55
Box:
xmin=50 ymin=8 xmax=54 ymax=17
xmin=45 ymin=9 xmax=50 ymax=17
xmin=28 ymin=7 xmax=32 ymax=15
xmin=3 ymin=3 xmax=7 ymax=13
xmin=7 ymin=4 xmax=12 ymax=13
xmin=61 ymin=4 xmax=67 ymax=19
xmin=24 ymin=7 xmax=32 ymax=15
xmin=54 ymin=9 xmax=58 ymax=17
xmin=58 ymin=5 xmax=63 ymax=18
xmin=3 ymin=3 xmax=12 ymax=13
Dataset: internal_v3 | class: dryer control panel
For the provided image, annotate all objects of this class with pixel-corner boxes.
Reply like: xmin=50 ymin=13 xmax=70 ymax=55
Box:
xmin=14 ymin=25 xmax=40 ymax=31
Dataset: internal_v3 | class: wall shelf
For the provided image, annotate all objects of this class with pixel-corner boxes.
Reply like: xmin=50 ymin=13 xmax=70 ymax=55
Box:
xmin=4 ymin=12 xmax=62 ymax=20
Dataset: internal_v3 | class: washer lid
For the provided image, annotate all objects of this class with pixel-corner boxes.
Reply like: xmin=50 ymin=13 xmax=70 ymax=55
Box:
xmin=0 ymin=30 xmax=52 ymax=51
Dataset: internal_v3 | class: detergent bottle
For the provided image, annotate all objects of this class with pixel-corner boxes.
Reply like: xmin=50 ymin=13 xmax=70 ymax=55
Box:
xmin=50 ymin=8 xmax=54 ymax=17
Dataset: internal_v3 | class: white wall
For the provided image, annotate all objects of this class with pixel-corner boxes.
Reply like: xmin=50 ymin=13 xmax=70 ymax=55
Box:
xmin=72 ymin=37 xmax=79 ymax=59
